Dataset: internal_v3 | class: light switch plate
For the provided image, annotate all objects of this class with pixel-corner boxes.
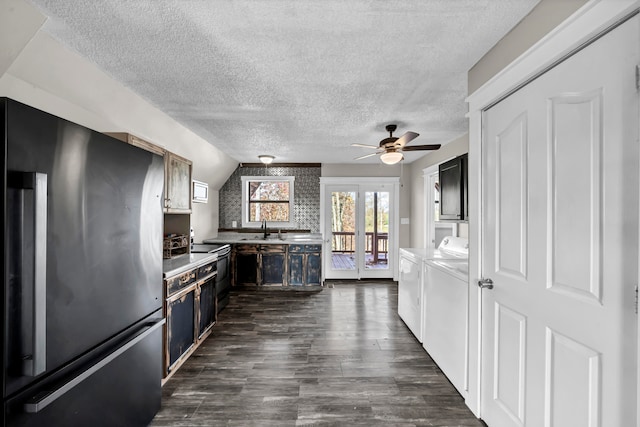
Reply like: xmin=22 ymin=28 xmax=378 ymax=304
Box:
xmin=401 ymin=217 xmax=410 ymax=225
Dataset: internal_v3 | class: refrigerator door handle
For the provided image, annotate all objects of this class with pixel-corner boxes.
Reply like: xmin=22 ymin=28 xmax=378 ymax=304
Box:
xmin=23 ymin=318 xmax=166 ymax=413
xmin=8 ymin=171 xmax=48 ymax=377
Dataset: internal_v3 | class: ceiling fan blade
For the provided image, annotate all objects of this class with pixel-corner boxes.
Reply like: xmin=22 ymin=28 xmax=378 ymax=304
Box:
xmin=395 ymin=131 xmax=420 ymax=147
xmin=351 ymin=143 xmax=379 ymax=149
xmin=354 ymin=152 xmax=380 ymax=160
xmin=401 ymin=144 xmax=442 ymax=151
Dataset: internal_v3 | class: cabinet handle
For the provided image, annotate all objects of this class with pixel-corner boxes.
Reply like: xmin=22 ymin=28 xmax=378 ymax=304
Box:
xmin=180 ymin=272 xmax=195 ymax=284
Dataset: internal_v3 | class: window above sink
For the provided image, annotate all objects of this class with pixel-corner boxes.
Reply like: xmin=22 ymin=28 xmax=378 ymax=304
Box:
xmin=241 ymin=175 xmax=296 ymax=228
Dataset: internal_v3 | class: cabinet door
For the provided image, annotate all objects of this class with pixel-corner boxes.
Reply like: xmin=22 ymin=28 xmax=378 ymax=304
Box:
xmin=305 ymin=252 xmax=322 ymax=286
xmin=197 ymin=277 xmax=216 ymax=338
xmin=165 ymin=152 xmax=192 ymax=213
xmin=235 ymin=252 xmax=258 ymax=285
xmin=166 ymin=289 xmax=195 ymax=373
xmin=288 ymin=253 xmax=304 ymax=286
xmin=216 ymin=254 xmax=231 ymax=313
xmin=439 ymin=156 xmax=463 ymax=220
xmin=261 ymin=252 xmax=286 ymax=286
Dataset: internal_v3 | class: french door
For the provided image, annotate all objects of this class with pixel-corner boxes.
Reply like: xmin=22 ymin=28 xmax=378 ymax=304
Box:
xmin=321 ymin=179 xmax=398 ymax=280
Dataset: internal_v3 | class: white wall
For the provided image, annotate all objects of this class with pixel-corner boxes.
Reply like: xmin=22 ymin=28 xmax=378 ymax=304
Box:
xmin=0 ymin=0 xmax=238 ymax=241
xmin=468 ymin=0 xmax=588 ymax=93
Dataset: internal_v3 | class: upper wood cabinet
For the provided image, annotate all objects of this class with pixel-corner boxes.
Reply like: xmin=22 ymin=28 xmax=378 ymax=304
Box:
xmin=439 ymin=154 xmax=468 ymax=221
xmin=106 ymin=132 xmax=165 ymax=156
xmin=106 ymin=133 xmax=192 ymax=214
xmin=164 ymin=151 xmax=192 ymax=214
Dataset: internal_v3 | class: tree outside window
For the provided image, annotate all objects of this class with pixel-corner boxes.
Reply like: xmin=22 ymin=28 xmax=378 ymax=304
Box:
xmin=241 ymin=176 xmax=295 ymax=227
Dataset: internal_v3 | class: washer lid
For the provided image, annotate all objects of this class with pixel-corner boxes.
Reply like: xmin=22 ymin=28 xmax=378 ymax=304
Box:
xmin=437 ymin=236 xmax=469 ymax=257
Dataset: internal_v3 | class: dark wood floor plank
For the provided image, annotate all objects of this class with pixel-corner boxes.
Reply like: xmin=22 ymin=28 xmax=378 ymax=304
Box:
xmin=151 ymin=282 xmax=483 ymax=426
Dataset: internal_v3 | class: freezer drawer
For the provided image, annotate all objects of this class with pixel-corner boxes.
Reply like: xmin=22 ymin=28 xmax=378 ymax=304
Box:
xmin=4 ymin=315 xmax=164 ymax=427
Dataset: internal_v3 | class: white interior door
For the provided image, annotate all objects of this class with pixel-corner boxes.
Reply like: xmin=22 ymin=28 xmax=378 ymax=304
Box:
xmin=480 ymin=15 xmax=639 ymax=427
xmin=322 ymin=180 xmax=397 ymax=280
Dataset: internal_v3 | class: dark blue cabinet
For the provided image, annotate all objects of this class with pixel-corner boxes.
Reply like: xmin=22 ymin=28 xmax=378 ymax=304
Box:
xmin=288 ymin=252 xmax=305 ymax=286
xmin=164 ymin=259 xmax=217 ymax=379
xmin=166 ymin=289 xmax=195 ymax=370
xmin=233 ymin=243 xmax=322 ymax=287
xmin=287 ymin=244 xmax=322 ymax=286
xmin=261 ymin=245 xmax=287 ymax=286
xmin=306 ymin=251 xmax=322 ymax=286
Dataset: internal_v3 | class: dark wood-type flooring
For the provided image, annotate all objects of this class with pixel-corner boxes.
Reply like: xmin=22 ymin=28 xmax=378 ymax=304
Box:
xmin=151 ymin=282 xmax=484 ymax=426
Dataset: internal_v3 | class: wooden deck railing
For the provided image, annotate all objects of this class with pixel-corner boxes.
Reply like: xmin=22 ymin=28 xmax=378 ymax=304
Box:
xmin=331 ymin=232 xmax=388 ymax=260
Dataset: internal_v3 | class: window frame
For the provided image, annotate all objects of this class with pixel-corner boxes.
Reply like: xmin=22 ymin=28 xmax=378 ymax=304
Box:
xmin=241 ymin=176 xmax=296 ymax=228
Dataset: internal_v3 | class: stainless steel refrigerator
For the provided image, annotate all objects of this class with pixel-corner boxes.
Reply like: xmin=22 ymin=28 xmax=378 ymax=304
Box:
xmin=2 ymin=98 xmax=165 ymax=426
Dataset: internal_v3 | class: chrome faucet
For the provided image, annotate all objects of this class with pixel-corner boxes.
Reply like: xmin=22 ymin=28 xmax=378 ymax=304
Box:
xmin=262 ymin=219 xmax=269 ymax=239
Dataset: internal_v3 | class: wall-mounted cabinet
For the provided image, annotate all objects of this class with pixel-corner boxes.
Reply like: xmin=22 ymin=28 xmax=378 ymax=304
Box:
xmin=439 ymin=154 xmax=468 ymax=221
xmin=106 ymin=133 xmax=193 ymax=215
xmin=105 ymin=132 xmax=165 ymax=156
xmin=106 ymin=133 xmax=193 ymax=260
xmin=165 ymin=151 xmax=192 ymax=214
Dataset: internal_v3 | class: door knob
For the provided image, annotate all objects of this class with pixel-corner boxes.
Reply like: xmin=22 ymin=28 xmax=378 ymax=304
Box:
xmin=478 ymin=278 xmax=494 ymax=289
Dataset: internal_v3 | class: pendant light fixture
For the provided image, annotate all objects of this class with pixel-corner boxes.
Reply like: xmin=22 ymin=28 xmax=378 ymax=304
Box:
xmin=258 ymin=155 xmax=275 ymax=164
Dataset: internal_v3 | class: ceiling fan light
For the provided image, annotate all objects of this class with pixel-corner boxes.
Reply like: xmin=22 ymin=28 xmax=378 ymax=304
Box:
xmin=258 ymin=155 xmax=275 ymax=164
xmin=380 ymin=151 xmax=403 ymax=165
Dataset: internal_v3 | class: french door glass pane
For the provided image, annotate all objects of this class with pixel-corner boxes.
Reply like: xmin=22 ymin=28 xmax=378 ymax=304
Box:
xmin=364 ymin=191 xmax=389 ymax=270
xmin=330 ymin=191 xmax=356 ymax=271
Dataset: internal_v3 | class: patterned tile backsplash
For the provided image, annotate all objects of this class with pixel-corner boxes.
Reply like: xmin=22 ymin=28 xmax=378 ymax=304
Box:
xmin=219 ymin=165 xmax=321 ymax=232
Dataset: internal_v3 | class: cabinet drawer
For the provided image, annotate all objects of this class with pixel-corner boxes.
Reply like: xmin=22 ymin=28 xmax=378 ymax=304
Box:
xmin=290 ymin=244 xmax=321 ymax=253
xmin=260 ymin=244 xmax=286 ymax=253
xmin=166 ymin=269 xmax=197 ymax=296
xmin=235 ymin=244 xmax=259 ymax=253
xmin=197 ymin=260 xmax=217 ymax=280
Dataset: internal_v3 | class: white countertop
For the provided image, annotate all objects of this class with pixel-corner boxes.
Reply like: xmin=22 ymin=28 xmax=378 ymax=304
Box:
xmin=399 ymin=247 xmax=468 ymax=261
xmin=204 ymin=232 xmax=323 ymax=245
xmin=400 ymin=247 xmax=469 ymax=280
xmin=163 ymin=252 xmax=218 ymax=278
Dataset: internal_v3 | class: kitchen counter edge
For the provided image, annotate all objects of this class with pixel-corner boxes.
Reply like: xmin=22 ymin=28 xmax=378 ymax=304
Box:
xmin=163 ymin=252 xmax=218 ymax=278
xmin=203 ymin=237 xmax=323 ymax=245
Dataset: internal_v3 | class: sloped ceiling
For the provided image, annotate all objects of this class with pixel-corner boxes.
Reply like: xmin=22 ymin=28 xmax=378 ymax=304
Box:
xmin=27 ymin=0 xmax=539 ymax=164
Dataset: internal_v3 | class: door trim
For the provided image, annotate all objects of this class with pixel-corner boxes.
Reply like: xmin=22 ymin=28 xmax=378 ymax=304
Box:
xmin=466 ymin=0 xmax=640 ymax=419
xmin=320 ymin=177 xmax=400 ymax=281
xmin=422 ymin=164 xmax=439 ymax=250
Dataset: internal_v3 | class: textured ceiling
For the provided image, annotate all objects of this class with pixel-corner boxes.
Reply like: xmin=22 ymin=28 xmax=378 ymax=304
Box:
xmin=28 ymin=0 xmax=539 ymax=164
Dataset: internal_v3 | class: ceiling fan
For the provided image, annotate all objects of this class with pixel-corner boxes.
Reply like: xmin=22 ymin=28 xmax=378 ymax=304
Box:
xmin=352 ymin=124 xmax=441 ymax=164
